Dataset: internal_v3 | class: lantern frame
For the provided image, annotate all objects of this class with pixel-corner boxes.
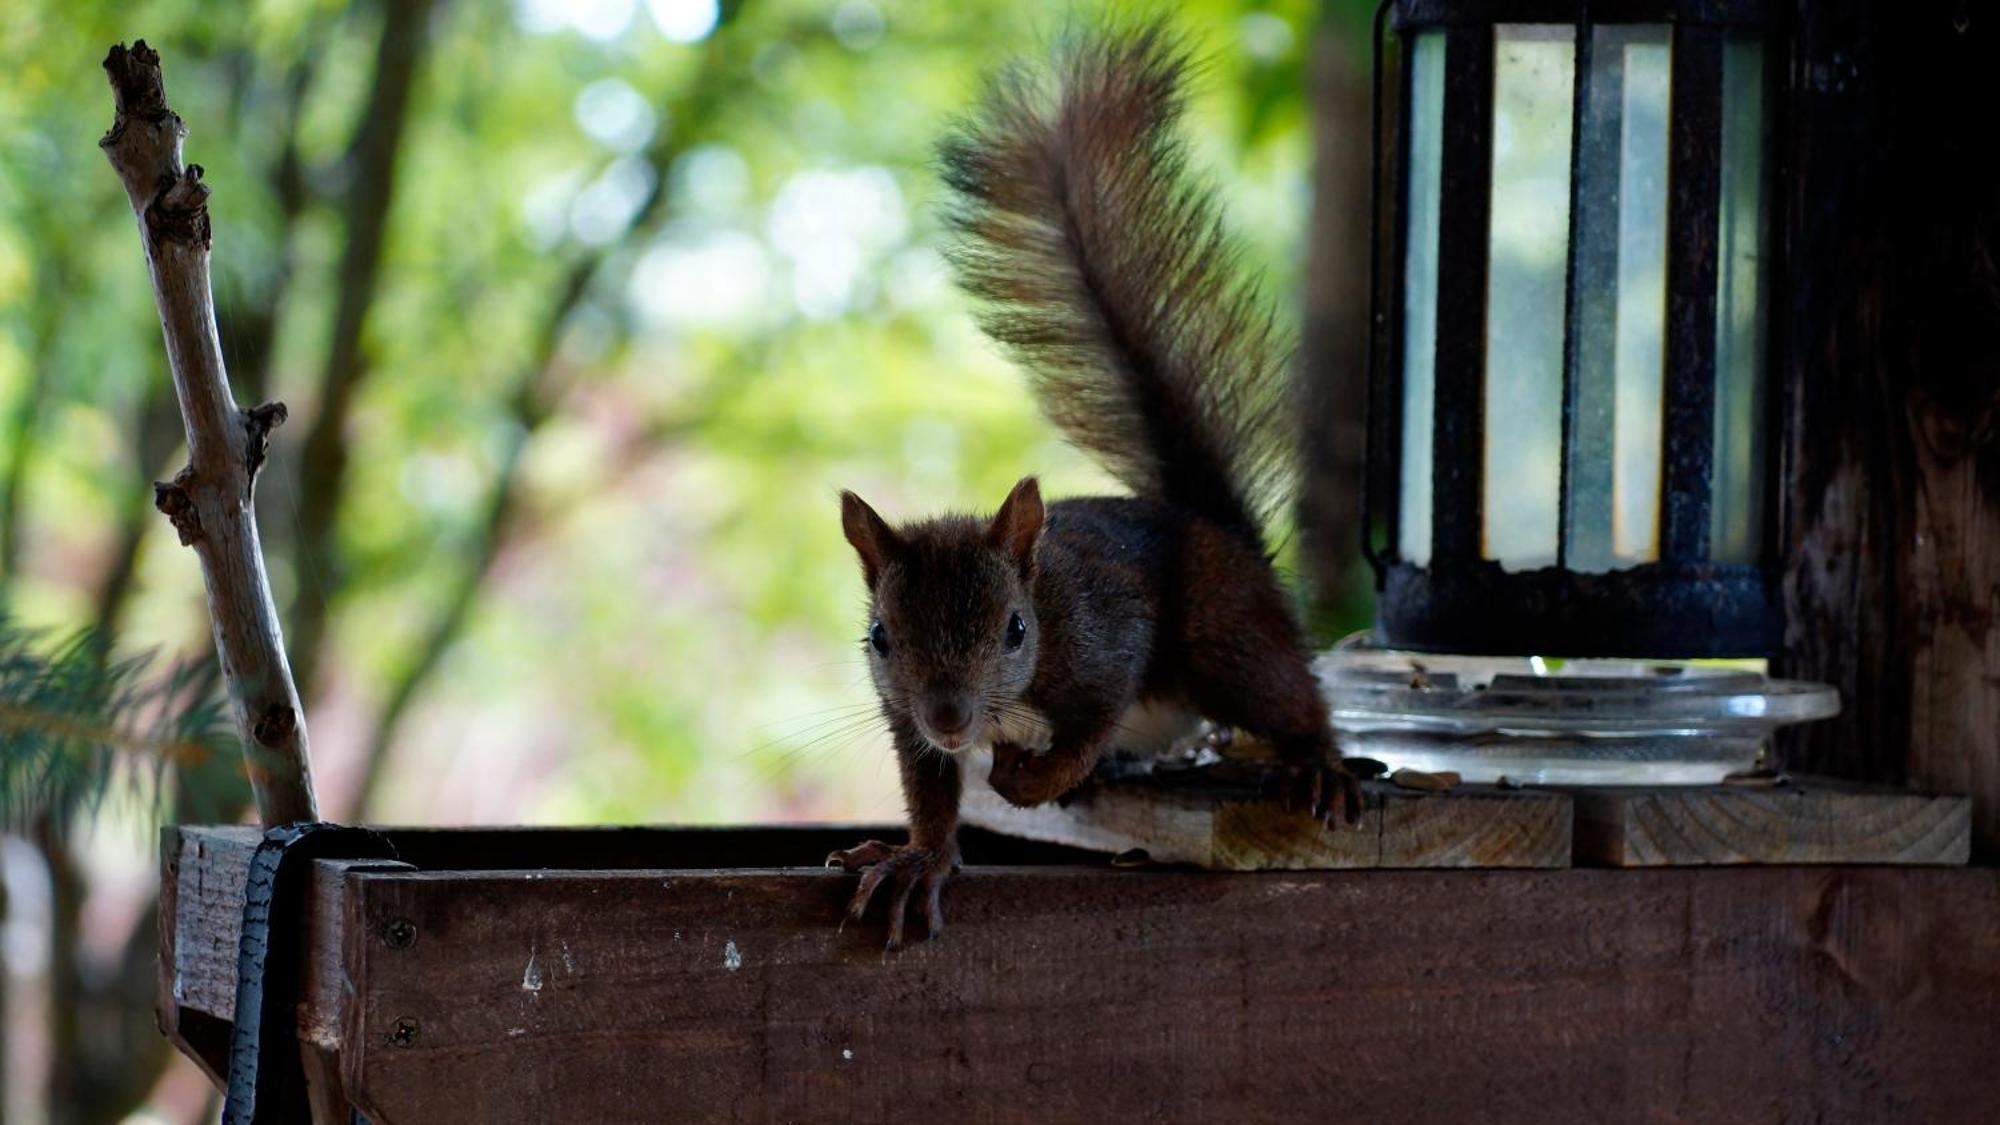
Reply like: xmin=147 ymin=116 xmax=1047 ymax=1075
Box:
xmin=1361 ymin=0 xmax=1787 ymax=658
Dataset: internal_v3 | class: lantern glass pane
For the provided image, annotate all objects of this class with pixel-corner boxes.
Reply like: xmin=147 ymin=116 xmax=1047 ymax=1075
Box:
xmin=1710 ymin=35 xmax=1770 ymax=565
xmin=1483 ymin=25 xmax=1574 ymax=570
xmin=1399 ymin=30 xmax=1446 ymax=566
xmin=1564 ymin=25 xmax=1672 ymax=573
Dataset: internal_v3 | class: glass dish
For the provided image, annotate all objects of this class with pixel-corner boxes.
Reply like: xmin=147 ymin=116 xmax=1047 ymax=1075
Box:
xmin=1316 ymin=635 xmax=1839 ymax=785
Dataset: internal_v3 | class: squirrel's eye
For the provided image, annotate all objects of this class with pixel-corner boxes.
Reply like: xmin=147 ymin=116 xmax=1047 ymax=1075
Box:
xmin=868 ymin=620 xmax=890 ymax=655
xmin=1004 ymin=611 xmax=1027 ymax=652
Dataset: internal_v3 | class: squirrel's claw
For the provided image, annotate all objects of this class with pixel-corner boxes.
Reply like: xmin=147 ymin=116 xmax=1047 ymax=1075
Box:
xmin=925 ymin=870 xmax=948 ymax=936
xmin=1269 ymin=762 xmax=1365 ymax=829
xmin=830 ymin=840 xmax=955 ymax=950
xmin=826 ymin=839 xmax=896 ymax=870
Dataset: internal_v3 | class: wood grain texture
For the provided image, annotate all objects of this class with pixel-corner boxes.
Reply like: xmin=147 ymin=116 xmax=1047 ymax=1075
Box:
xmin=163 ymin=826 xmax=258 ymax=1027
xmin=299 ymin=857 xmax=408 ymax=1049
xmin=1571 ymin=779 xmax=1971 ymax=867
xmin=333 ymin=862 xmax=2000 ymax=1125
xmin=160 ymin=824 xmax=1105 ymax=1026
xmin=159 ymin=825 xmax=2000 ymax=1122
xmin=159 ymin=829 xmax=403 ymax=1053
xmin=156 ymin=825 xmax=232 ymax=1086
xmin=1777 ymin=3 xmax=2000 ymax=854
xmin=963 ymin=776 xmax=1571 ymax=869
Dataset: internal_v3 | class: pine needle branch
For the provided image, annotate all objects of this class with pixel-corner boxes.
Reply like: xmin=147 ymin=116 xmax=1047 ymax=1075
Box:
xmin=0 ymin=617 xmax=245 ymax=832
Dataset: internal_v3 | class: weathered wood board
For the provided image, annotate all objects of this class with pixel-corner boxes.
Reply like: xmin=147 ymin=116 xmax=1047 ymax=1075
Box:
xmin=1775 ymin=2 xmax=2000 ymax=859
xmin=161 ymin=825 xmax=2000 ymax=1124
xmin=961 ymin=773 xmax=1572 ymax=869
xmin=1570 ymin=778 xmax=1972 ymax=866
xmin=155 ymin=823 xmax=1096 ymax=1075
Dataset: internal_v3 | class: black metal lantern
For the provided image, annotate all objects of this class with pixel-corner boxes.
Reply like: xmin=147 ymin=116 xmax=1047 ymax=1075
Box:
xmin=1363 ymin=0 xmax=1780 ymax=658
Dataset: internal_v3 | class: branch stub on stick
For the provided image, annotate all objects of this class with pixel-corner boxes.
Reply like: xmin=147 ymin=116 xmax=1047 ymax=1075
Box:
xmin=153 ymin=472 xmax=201 ymax=547
xmin=149 ymin=164 xmax=213 ymax=248
xmin=243 ymin=401 xmax=288 ymax=494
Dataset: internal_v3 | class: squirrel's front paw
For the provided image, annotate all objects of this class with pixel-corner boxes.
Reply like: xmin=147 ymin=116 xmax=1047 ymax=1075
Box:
xmin=826 ymin=840 xmax=958 ymax=950
xmin=987 ymin=741 xmax=1075 ymax=807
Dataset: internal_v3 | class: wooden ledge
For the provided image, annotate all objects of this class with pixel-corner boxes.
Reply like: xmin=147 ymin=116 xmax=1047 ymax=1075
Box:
xmin=962 ymin=774 xmax=1572 ymax=869
xmin=1570 ymin=777 xmax=1972 ymax=866
xmin=161 ymin=824 xmax=2000 ymax=1123
xmin=959 ymin=768 xmax=1971 ymax=871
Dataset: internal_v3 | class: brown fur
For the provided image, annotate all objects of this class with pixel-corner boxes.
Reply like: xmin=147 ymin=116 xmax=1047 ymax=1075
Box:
xmin=830 ymin=23 xmax=1347 ymax=949
xmin=937 ymin=19 xmax=1295 ymax=541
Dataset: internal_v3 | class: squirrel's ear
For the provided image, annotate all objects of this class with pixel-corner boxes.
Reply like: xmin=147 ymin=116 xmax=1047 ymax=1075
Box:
xmin=987 ymin=476 xmax=1044 ymax=573
xmin=841 ymin=490 xmax=901 ymax=587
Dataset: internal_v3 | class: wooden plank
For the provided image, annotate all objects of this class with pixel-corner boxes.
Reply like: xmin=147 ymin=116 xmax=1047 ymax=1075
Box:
xmin=1571 ymin=779 xmax=1971 ymax=867
xmin=333 ymin=863 xmax=2000 ymax=1125
xmin=164 ymin=825 xmax=2000 ymax=1120
xmin=160 ymin=827 xmax=404 ymax=1058
xmin=298 ymin=858 xmax=408 ymax=1049
xmin=166 ymin=822 xmax=1090 ymax=879
xmin=962 ymin=776 xmax=1571 ymax=869
xmin=1778 ymin=2 xmax=2000 ymax=855
xmin=157 ymin=826 xmax=236 ymax=1086
xmin=1375 ymin=783 xmax=1569 ymax=867
xmin=160 ymin=823 xmax=1100 ymax=1027
xmin=164 ymin=826 xmax=260 ymax=1027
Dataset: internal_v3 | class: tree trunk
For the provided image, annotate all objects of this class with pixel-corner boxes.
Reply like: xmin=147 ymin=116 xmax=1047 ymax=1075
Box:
xmin=0 ymin=251 xmax=72 ymax=597
xmin=1298 ymin=20 xmax=1375 ymax=633
xmin=287 ymin=0 xmax=435 ymax=704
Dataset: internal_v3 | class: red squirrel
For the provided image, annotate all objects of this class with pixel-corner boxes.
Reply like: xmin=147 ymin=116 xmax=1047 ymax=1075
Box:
xmin=828 ymin=23 xmax=1356 ymax=949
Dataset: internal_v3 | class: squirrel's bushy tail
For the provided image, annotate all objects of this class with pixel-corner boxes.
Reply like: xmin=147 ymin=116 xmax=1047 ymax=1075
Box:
xmin=940 ymin=21 xmax=1293 ymax=544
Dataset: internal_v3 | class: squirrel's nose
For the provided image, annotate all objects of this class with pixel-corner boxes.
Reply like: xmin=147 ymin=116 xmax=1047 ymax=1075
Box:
xmin=926 ymin=698 xmax=973 ymax=737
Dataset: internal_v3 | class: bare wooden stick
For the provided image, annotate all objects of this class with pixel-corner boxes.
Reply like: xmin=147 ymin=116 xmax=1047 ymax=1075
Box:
xmin=100 ymin=41 xmax=317 ymax=825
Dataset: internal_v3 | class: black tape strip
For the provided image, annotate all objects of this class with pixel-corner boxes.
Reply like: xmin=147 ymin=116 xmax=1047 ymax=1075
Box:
xmin=223 ymin=822 xmax=399 ymax=1125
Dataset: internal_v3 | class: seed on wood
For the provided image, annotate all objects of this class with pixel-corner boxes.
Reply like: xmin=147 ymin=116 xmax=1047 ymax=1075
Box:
xmin=1342 ymin=757 xmax=1388 ymax=780
xmin=1390 ymin=768 xmax=1460 ymax=792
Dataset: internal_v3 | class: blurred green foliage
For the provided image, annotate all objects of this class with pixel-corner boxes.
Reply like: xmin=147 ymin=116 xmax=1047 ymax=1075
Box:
xmin=0 ymin=5 xmax=1381 ymax=1117
xmin=0 ymin=0 xmax=1355 ymax=832
xmin=0 ymin=617 xmax=243 ymax=831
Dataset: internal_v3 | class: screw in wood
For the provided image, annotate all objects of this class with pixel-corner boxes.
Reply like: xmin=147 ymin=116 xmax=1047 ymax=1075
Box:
xmin=388 ymin=1018 xmax=419 ymax=1048
xmin=381 ymin=917 xmax=417 ymax=950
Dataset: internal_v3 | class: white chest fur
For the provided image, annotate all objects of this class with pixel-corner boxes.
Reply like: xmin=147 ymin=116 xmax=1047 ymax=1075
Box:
xmin=968 ymin=699 xmax=1198 ymax=758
